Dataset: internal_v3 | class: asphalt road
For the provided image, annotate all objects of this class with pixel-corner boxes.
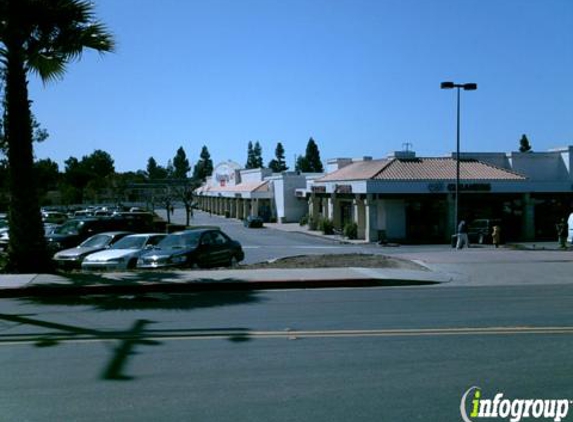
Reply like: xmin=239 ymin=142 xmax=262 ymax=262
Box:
xmin=157 ymin=208 xmax=444 ymax=265
xmin=1 ymin=284 xmax=573 ymax=421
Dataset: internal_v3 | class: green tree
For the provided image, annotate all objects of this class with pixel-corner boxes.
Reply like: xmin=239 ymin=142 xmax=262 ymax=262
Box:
xmin=62 ymin=150 xmax=115 ymax=203
xmin=0 ymin=0 xmax=114 ymax=272
xmin=34 ymin=158 xmax=60 ymax=200
xmin=83 ymin=149 xmax=115 ymax=178
xmin=519 ymin=134 xmax=532 ymax=153
xmin=166 ymin=159 xmax=174 ymax=178
xmin=268 ymin=142 xmax=288 ymax=172
xmin=146 ymin=157 xmax=168 ymax=180
xmin=246 ymin=141 xmax=255 ymax=169
xmin=295 ymin=155 xmax=311 ymax=172
xmin=192 ymin=145 xmax=214 ymax=182
xmin=253 ymin=141 xmax=263 ymax=168
xmin=172 ymin=146 xmax=190 ymax=179
xmin=304 ymin=137 xmax=323 ymax=172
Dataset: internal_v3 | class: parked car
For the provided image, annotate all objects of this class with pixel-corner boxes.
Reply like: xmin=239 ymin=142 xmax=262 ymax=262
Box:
xmin=136 ymin=228 xmax=244 ymax=269
xmin=41 ymin=211 xmax=68 ymax=224
xmin=81 ymin=233 xmax=167 ymax=271
xmin=0 ymin=227 xmax=7 ymax=251
xmin=244 ymin=215 xmax=264 ymax=228
xmin=46 ymin=215 xmax=157 ymax=253
xmin=53 ymin=231 xmax=132 ymax=270
xmin=468 ymin=218 xmax=502 ymax=244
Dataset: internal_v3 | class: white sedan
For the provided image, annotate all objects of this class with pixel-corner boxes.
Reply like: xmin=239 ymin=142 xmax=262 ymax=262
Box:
xmin=81 ymin=233 xmax=167 ymax=271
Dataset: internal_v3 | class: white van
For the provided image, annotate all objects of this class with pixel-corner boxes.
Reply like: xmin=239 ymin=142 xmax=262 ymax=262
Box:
xmin=567 ymin=213 xmax=573 ymax=243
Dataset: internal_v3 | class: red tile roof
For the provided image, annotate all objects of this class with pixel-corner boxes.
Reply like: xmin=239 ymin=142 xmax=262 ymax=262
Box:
xmin=318 ymin=158 xmax=526 ymax=182
xmin=196 ymin=181 xmax=270 ymax=194
xmin=318 ymin=159 xmax=391 ymax=181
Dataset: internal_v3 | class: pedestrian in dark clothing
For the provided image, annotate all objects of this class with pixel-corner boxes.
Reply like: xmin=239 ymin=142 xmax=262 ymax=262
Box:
xmin=556 ymin=218 xmax=568 ymax=249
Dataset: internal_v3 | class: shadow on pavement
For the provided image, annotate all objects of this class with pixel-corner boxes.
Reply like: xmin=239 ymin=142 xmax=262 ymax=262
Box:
xmin=3 ymin=289 xmax=262 ymax=381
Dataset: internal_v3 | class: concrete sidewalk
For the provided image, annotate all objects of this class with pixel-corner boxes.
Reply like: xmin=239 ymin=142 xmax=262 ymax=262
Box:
xmin=0 ymin=267 xmax=449 ymax=298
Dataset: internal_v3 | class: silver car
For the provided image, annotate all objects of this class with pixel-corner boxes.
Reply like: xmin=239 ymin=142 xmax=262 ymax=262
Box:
xmin=81 ymin=233 xmax=166 ymax=271
xmin=53 ymin=231 xmax=132 ymax=270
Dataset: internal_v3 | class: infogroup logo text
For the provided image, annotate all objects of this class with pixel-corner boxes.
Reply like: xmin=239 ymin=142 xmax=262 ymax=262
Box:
xmin=460 ymin=386 xmax=571 ymax=422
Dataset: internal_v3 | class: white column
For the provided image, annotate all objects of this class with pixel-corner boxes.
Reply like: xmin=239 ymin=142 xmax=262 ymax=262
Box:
xmin=365 ymin=194 xmax=378 ymax=242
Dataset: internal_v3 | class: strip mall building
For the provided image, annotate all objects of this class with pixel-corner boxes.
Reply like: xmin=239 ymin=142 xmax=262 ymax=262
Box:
xmin=195 ymin=147 xmax=573 ymax=243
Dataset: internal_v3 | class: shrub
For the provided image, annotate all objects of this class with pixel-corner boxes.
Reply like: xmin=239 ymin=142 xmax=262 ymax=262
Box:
xmin=308 ymin=217 xmax=318 ymax=231
xmin=319 ymin=217 xmax=334 ymax=235
xmin=343 ymin=222 xmax=358 ymax=239
xmin=299 ymin=215 xmax=309 ymax=226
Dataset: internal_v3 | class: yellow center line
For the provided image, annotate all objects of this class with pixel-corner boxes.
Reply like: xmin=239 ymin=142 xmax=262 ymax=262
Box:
xmin=1 ymin=326 xmax=573 ymax=346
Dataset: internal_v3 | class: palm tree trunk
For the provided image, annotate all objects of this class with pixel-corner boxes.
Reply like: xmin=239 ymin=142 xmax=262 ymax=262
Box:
xmin=5 ymin=44 xmax=51 ymax=273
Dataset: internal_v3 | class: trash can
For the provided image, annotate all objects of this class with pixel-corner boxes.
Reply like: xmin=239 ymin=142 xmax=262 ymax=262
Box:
xmin=451 ymin=234 xmax=458 ymax=248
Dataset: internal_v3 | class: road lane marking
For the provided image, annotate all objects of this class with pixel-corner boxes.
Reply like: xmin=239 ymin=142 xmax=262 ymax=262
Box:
xmin=2 ymin=326 xmax=573 ymax=346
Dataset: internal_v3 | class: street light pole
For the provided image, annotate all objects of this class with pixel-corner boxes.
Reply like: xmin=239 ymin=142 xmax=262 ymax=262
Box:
xmin=440 ymin=81 xmax=477 ymax=237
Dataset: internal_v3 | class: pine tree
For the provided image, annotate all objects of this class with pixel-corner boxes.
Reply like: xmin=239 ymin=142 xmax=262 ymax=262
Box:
xmin=246 ymin=141 xmax=255 ymax=169
xmin=193 ymin=145 xmax=214 ymax=182
xmin=268 ymin=142 xmax=288 ymax=172
xmin=295 ymin=155 xmax=311 ymax=172
xmin=253 ymin=141 xmax=264 ymax=168
xmin=519 ymin=134 xmax=532 ymax=153
xmin=172 ymin=146 xmax=190 ymax=179
xmin=304 ymin=137 xmax=324 ymax=172
xmin=146 ymin=157 xmax=168 ymax=180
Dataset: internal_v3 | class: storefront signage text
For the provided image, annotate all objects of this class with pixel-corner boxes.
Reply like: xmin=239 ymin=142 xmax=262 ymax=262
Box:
xmin=447 ymin=183 xmax=492 ymax=192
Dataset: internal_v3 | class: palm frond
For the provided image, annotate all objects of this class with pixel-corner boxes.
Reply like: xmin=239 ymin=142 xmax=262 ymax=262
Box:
xmin=27 ymin=52 xmax=67 ymax=82
xmin=0 ymin=0 xmax=115 ymax=83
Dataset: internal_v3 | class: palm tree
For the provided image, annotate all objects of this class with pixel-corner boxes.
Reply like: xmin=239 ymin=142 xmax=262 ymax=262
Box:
xmin=0 ymin=0 xmax=114 ymax=272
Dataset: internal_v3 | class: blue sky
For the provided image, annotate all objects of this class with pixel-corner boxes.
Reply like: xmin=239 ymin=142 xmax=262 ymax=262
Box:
xmin=30 ymin=0 xmax=573 ymax=173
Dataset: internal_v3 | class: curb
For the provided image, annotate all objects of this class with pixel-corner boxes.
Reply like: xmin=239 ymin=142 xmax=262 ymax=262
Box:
xmin=0 ymin=278 xmax=440 ymax=298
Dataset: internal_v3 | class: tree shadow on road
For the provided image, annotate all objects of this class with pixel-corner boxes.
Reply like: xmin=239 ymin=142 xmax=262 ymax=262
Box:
xmin=4 ymin=288 xmax=263 ymax=381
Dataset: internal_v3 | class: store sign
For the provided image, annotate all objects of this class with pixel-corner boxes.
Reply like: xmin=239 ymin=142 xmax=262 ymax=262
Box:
xmin=447 ymin=183 xmax=492 ymax=192
xmin=427 ymin=182 xmax=445 ymax=193
xmin=213 ymin=161 xmax=240 ymax=187
xmin=311 ymin=186 xmax=326 ymax=193
xmin=335 ymin=184 xmax=353 ymax=194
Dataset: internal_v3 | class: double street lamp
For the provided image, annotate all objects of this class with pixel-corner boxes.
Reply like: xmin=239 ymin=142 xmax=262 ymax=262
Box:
xmin=440 ymin=81 xmax=477 ymax=236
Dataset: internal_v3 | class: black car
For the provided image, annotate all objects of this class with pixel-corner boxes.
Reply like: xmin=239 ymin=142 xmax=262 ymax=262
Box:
xmin=136 ymin=228 xmax=244 ymax=269
xmin=46 ymin=215 xmax=156 ymax=253
xmin=243 ymin=215 xmax=264 ymax=228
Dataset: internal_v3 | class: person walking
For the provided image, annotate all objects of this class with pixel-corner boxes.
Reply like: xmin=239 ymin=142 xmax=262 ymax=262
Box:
xmin=492 ymin=225 xmax=501 ymax=248
xmin=456 ymin=220 xmax=469 ymax=249
xmin=556 ymin=218 xmax=568 ymax=249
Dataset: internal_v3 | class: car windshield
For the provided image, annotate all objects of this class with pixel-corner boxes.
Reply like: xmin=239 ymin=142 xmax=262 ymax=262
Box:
xmin=158 ymin=231 xmax=202 ymax=249
xmin=53 ymin=220 xmax=84 ymax=235
xmin=79 ymin=234 xmax=112 ymax=248
xmin=111 ymin=236 xmax=147 ymax=250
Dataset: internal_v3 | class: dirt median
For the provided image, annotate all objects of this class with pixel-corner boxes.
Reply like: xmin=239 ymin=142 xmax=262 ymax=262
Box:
xmin=243 ymin=253 xmax=428 ymax=271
